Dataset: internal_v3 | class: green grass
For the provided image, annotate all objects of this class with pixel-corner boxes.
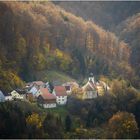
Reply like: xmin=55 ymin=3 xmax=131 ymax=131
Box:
xmin=45 ymin=106 xmax=68 ymax=121
xmin=36 ymin=70 xmax=76 ymax=84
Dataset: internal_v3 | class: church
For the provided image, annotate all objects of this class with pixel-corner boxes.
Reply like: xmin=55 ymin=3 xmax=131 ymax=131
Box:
xmin=82 ymin=73 xmax=98 ymax=99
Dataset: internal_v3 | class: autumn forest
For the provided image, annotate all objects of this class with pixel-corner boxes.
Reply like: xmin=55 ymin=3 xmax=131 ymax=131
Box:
xmin=0 ymin=1 xmax=140 ymax=139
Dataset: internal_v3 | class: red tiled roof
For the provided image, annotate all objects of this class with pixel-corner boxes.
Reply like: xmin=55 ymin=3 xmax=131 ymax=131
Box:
xmin=41 ymin=93 xmax=56 ymax=100
xmin=40 ymin=88 xmax=50 ymax=94
xmin=40 ymin=88 xmax=56 ymax=100
xmin=54 ymin=86 xmax=67 ymax=96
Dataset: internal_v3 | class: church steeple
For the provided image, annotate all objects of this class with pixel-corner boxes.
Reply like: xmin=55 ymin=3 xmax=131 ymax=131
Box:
xmin=89 ymin=73 xmax=95 ymax=83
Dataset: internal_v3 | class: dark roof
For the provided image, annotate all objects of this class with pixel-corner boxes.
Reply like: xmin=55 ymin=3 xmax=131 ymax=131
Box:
xmin=0 ymin=90 xmax=11 ymax=96
xmin=89 ymin=73 xmax=93 ymax=77
xmin=65 ymin=85 xmax=71 ymax=91
xmin=15 ymin=89 xmax=27 ymax=94
xmin=3 ymin=92 xmax=11 ymax=96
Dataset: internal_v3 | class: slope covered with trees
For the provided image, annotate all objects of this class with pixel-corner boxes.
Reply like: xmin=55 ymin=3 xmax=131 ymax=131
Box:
xmin=55 ymin=1 xmax=140 ymax=31
xmin=0 ymin=1 xmax=132 ymax=92
xmin=115 ymin=13 xmax=140 ymax=88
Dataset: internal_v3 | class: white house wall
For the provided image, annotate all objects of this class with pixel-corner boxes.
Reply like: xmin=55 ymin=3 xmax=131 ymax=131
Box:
xmin=42 ymin=103 xmax=56 ymax=108
xmin=29 ymin=87 xmax=38 ymax=96
xmin=56 ymin=96 xmax=67 ymax=105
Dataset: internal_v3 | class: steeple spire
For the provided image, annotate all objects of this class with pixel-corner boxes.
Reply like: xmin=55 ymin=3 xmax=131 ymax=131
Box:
xmin=89 ymin=73 xmax=95 ymax=83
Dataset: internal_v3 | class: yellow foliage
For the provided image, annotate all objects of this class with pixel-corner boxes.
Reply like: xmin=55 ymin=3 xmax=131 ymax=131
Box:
xmin=55 ymin=49 xmax=63 ymax=58
xmin=108 ymin=111 xmax=139 ymax=138
xmin=26 ymin=113 xmax=42 ymax=129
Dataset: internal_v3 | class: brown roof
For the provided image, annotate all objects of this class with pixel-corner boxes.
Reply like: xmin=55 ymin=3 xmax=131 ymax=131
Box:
xmin=40 ymin=88 xmax=50 ymax=94
xmin=26 ymin=81 xmax=44 ymax=88
xmin=41 ymin=93 xmax=56 ymax=100
xmin=39 ymin=88 xmax=56 ymax=100
xmin=33 ymin=81 xmax=44 ymax=86
xmin=54 ymin=86 xmax=67 ymax=96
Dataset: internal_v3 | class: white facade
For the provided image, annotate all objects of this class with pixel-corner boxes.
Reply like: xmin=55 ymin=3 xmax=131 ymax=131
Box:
xmin=29 ymin=86 xmax=39 ymax=96
xmin=56 ymin=96 xmax=67 ymax=105
xmin=41 ymin=103 xmax=56 ymax=108
xmin=65 ymin=86 xmax=72 ymax=95
xmin=36 ymin=89 xmax=45 ymax=97
xmin=5 ymin=95 xmax=13 ymax=101
xmin=82 ymin=91 xmax=97 ymax=99
xmin=89 ymin=76 xmax=95 ymax=83
xmin=11 ymin=90 xmax=24 ymax=100
xmin=66 ymin=90 xmax=71 ymax=95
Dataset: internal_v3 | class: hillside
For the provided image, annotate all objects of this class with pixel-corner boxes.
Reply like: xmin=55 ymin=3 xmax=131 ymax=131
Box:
xmin=55 ymin=1 xmax=140 ymax=31
xmin=115 ymin=13 xmax=140 ymax=86
xmin=0 ymin=1 xmax=131 ymax=92
xmin=35 ymin=70 xmax=76 ymax=85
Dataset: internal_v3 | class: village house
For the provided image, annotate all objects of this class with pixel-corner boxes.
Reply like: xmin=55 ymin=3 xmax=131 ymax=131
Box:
xmin=94 ymin=80 xmax=110 ymax=96
xmin=4 ymin=92 xmax=13 ymax=101
xmin=11 ymin=90 xmax=24 ymax=100
xmin=65 ymin=85 xmax=71 ymax=94
xmin=37 ymin=88 xmax=56 ymax=108
xmin=36 ymin=87 xmax=51 ymax=97
xmin=26 ymin=81 xmax=45 ymax=89
xmin=44 ymin=82 xmax=52 ymax=92
xmin=53 ymin=86 xmax=67 ymax=105
xmin=62 ymin=83 xmax=72 ymax=95
xmin=82 ymin=74 xmax=98 ymax=99
xmin=16 ymin=89 xmax=27 ymax=99
xmin=0 ymin=90 xmax=5 ymax=102
xmin=26 ymin=81 xmax=46 ymax=97
xmin=62 ymin=81 xmax=79 ymax=95
xmin=28 ymin=84 xmax=40 ymax=97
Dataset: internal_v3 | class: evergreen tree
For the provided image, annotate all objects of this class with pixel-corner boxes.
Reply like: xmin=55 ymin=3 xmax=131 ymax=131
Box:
xmin=65 ymin=115 xmax=72 ymax=132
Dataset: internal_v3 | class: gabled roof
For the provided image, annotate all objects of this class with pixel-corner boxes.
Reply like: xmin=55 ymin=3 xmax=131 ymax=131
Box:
xmin=54 ymin=86 xmax=67 ymax=96
xmin=26 ymin=81 xmax=44 ymax=87
xmin=41 ymin=93 xmax=56 ymax=100
xmin=82 ymin=81 xmax=97 ymax=91
xmin=32 ymin=81 xmax=44 ymax=86
xmin=39 ymin=88 xmax=56 ymax=100
xmin=40 ymin=88 xmax=50 ymax=94
xmin=3 ymin=92 xmax=11 ymax=96
xmin=29 ymin=84 xmax=40 ymax=91
xmin=11 ymin=90 xmax=20 ymax=94
xmin=15 ymin=89 xmax=26 ymax=95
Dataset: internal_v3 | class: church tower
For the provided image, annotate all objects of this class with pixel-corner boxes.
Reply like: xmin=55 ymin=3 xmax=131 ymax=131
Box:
xmin=88 ymin=73 xmax=95 ymax=83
